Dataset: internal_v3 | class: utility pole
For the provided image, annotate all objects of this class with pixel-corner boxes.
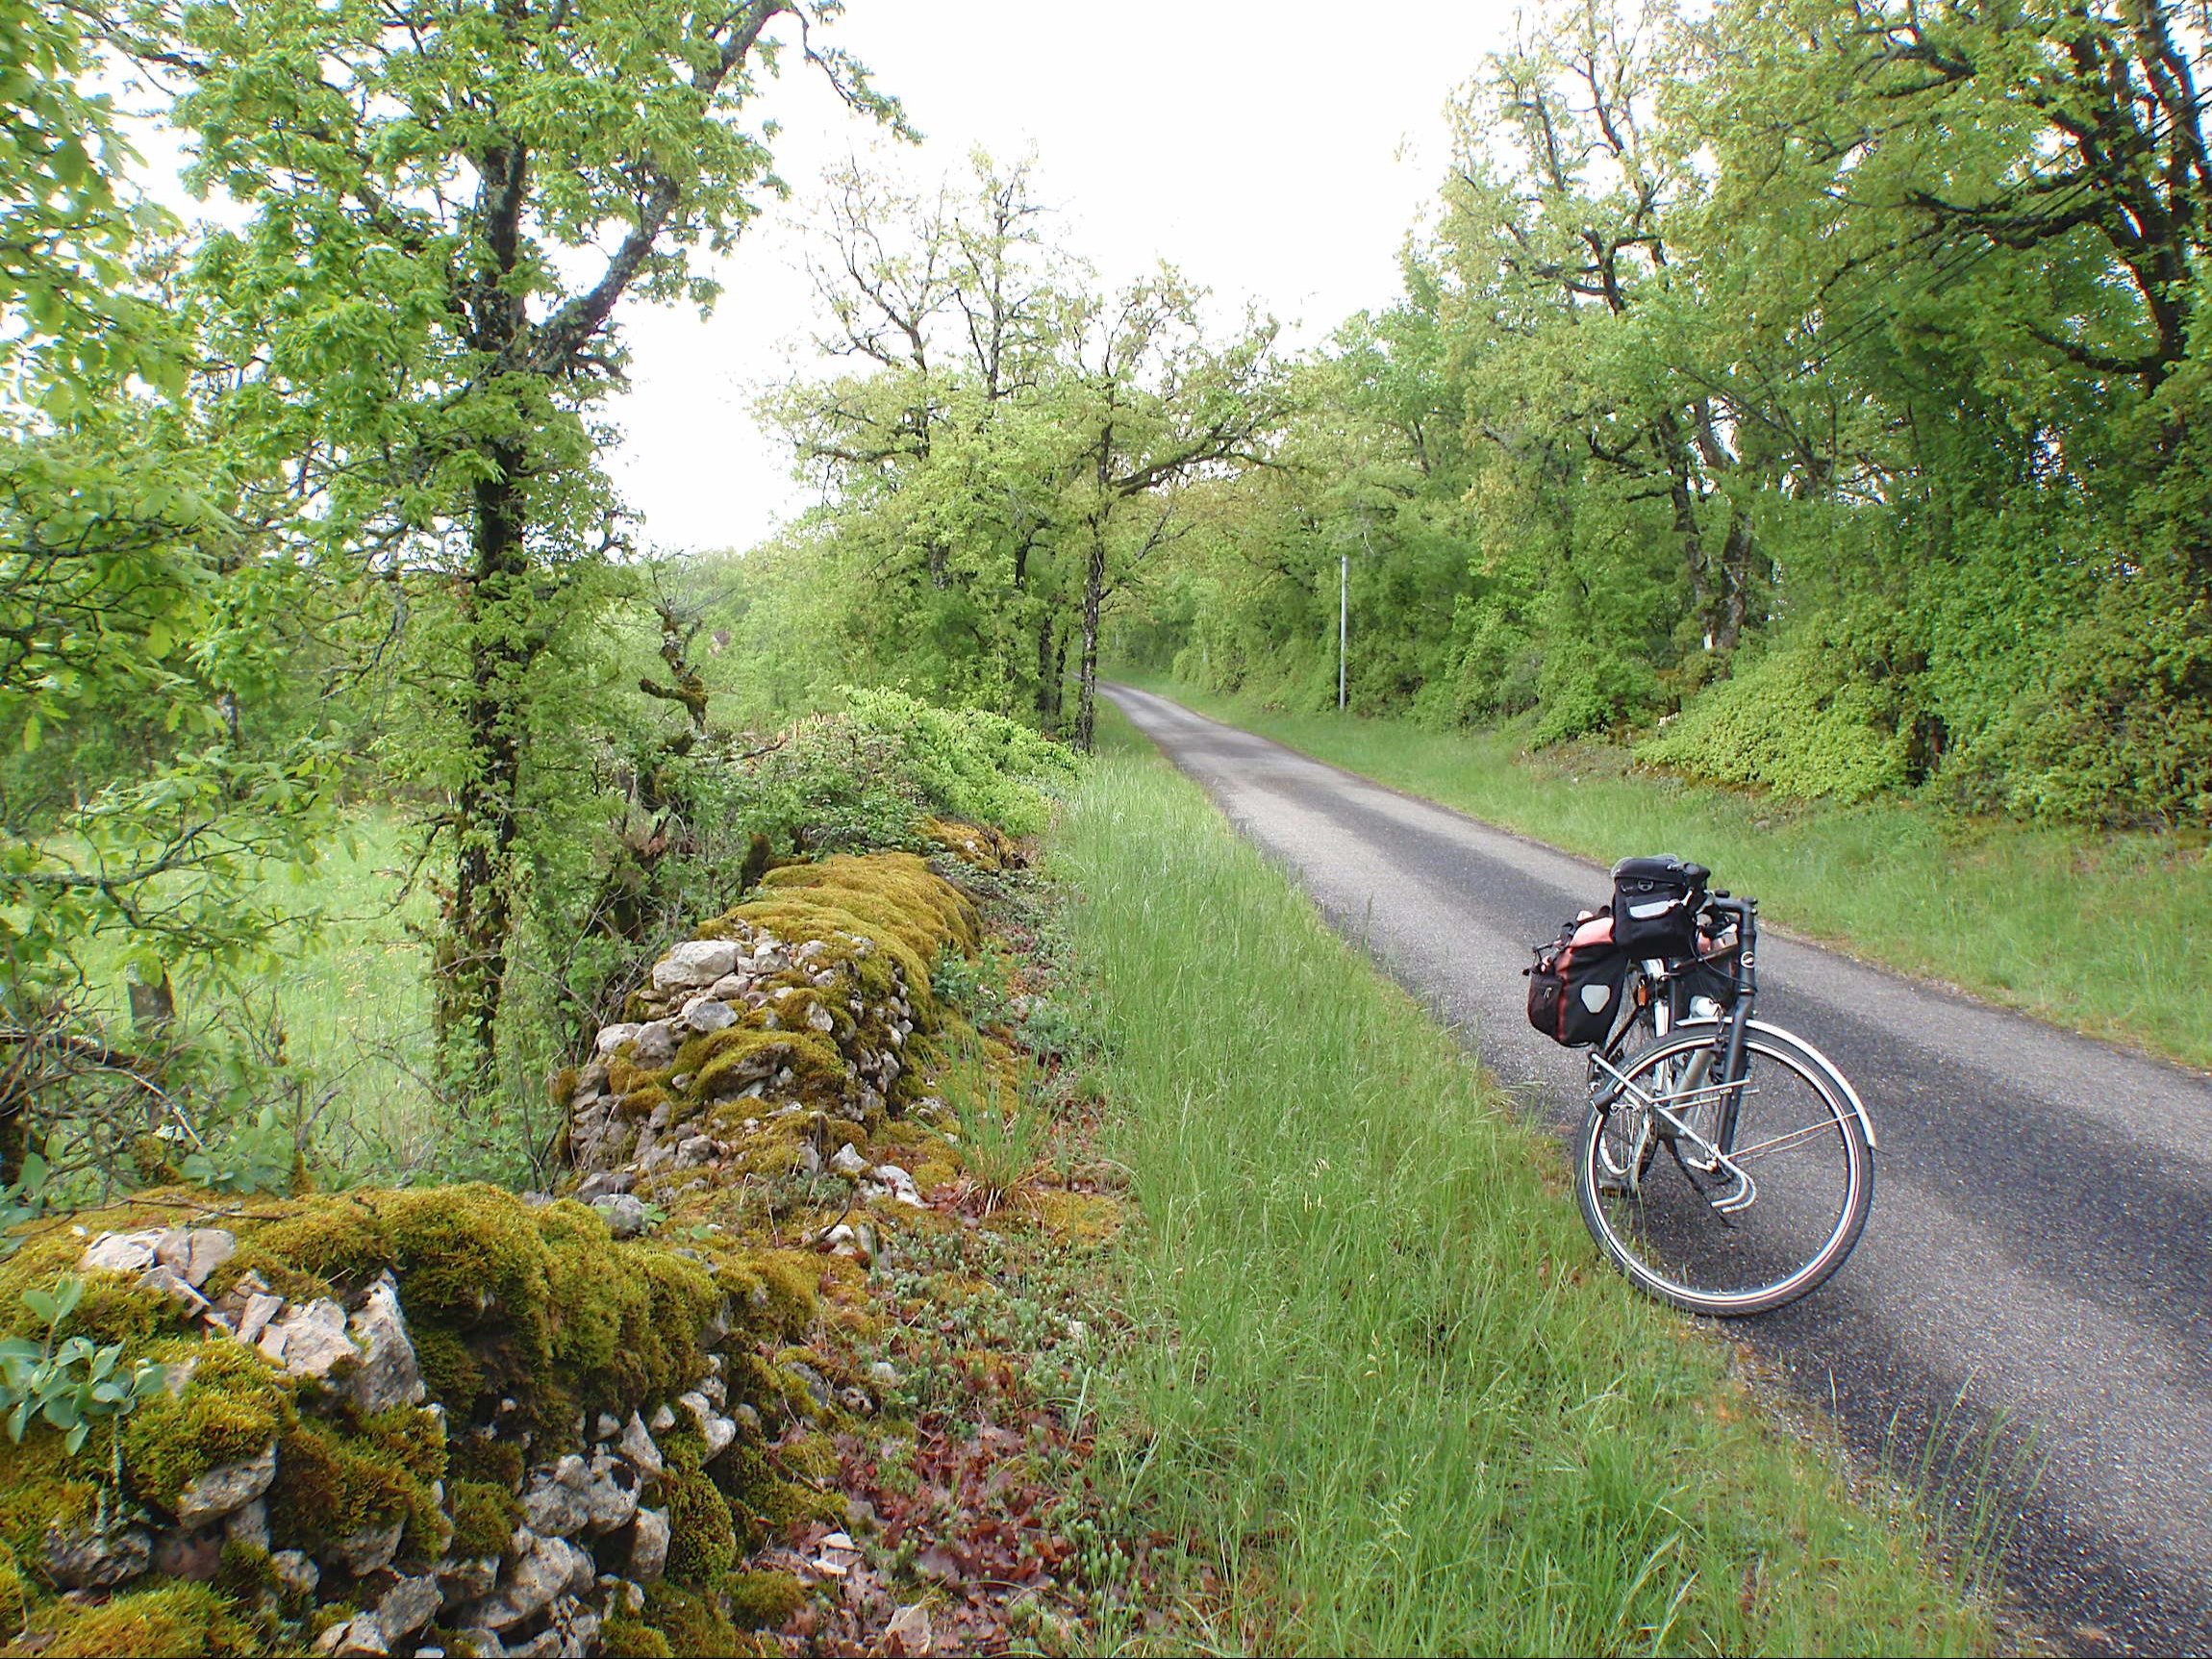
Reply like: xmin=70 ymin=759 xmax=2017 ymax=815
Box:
xmin=1339 ymin=549 xmax=1348 ymax=713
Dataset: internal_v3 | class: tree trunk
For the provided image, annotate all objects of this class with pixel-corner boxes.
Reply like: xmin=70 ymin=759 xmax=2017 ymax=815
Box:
xmin=1034 ymin=614 xmax=1057 ymax=736
xmin=1075 ymin=525 xmax=1106 ymax=752
xmin=438 ymin=436 xmax=530 ymax=1095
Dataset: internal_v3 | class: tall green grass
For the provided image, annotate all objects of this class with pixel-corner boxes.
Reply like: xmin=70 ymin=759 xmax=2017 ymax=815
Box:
xmin=1119 ymin=674 xmax=2212 ymax=1071
xmin=71 ymin=812 xmax=448 ymax=1183
xmin=1057 ymin=741 xmax=1993 ymax=1655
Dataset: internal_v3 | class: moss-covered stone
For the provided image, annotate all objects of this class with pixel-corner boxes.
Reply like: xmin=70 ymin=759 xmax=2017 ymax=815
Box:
xmin=600 ymin=1615 xmax=677 ymax=1658
xmin=447 ymin=1476 xmax=520 ymax=1559
xmin=122 ymin=1338 xmax=295 ymax=1514
xmin=721 ymin=1568 xmax=804 ymax=1631
xmin=267 ymin=1415 xmax=436 ymax=1557
xmin=663 ymin=1462 xmax=737 ymax=1584
xmin=639 ymin=1581 xmax=739 ymax=1657
xmin=16 ymin=1580 xmax=259 ymax=1657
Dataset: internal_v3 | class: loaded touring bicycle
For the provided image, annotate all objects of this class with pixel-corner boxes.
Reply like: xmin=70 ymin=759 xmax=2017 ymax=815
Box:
xmin=1528 ymin=856 xmax=1876 ymax=1316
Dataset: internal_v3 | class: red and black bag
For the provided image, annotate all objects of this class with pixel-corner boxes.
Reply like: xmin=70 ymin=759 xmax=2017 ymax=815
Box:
xmin=1525 ymin=911 xmax=1629 ymax=1046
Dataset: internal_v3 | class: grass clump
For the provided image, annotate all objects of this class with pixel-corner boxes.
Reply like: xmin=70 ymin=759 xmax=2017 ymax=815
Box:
xmin=1056 ymin=736 xmax=1995 ymax=1654
xmin=1125 ymin=673 xmax=2212 ymax=1069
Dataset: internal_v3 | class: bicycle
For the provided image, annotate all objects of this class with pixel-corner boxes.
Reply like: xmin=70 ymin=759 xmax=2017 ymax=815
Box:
xmin=1541 ymin=861 xmax=1877 ymax=1317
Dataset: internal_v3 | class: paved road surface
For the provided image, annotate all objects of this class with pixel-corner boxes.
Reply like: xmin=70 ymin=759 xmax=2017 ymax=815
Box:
xmin=1107 ymin=683 xmax=2212 ymax=1656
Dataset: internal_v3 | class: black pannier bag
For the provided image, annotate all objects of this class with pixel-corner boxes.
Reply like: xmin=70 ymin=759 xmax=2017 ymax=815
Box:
xmin=1611 ymin=854 xmax=1707 ymax=957
xmin=1526 ymin=911 xmax=1629 ymax=1047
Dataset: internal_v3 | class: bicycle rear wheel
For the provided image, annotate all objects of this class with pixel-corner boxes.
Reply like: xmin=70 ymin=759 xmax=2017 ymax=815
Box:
xmin=1574 ymin=1028 xmax=1873 ymax=1316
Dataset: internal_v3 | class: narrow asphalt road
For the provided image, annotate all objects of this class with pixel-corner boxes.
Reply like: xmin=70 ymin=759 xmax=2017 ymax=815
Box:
xmin=1106 ymin=684 xmax=2212 ymax=1656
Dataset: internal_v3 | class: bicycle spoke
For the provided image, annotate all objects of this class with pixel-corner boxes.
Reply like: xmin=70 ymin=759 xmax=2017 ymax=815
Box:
xmin=1577 ymin=1032 xmax=1871 ymax=1315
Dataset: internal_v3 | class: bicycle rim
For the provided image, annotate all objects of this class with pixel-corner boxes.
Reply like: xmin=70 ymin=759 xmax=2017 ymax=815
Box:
xmin=1577 ymin=1033 xmax=1873 ymax=1316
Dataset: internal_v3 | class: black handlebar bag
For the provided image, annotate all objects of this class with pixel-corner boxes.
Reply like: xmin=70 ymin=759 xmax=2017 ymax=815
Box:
xmin=1611 ymin=855 xmax=1706 ymax=957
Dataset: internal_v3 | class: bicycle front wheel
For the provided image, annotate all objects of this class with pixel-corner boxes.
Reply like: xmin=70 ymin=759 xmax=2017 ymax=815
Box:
xmin=1575 ymin=1029 xmax=1873 ymax=1316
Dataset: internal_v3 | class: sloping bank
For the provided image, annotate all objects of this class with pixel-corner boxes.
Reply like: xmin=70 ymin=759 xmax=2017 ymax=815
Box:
xmin=1055 ymin=742 xmax=1996 ymax=1654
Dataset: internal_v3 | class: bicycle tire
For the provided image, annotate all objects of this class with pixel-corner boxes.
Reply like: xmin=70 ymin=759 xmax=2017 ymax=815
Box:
xmin=1574 ymin=1025 xmax=1873 ymax=1316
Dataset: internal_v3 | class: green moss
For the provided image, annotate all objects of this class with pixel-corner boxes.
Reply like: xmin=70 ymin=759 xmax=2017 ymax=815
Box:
xmin=409 ymin=1320 xmax=484 ymax=1407
xmin=640 ymin=1581 xmax=739 ymax=1658
xmin=23 ymin=1581 xmax=258 ymax=1657
xmin=0 ymin=1553 xmax=25 ymax=1629
xmin=776 ymin=1431 xmax=838 ymax=1485
xmin=266 ymin=1417 xmax=431 ymax=1555
xmin=713 ymin=1253 xmax=816 ymax=1345
xmin=0 ymin=1432 xmax=100 ymax=1563
xmin=446 ymin=1436 xmax=523 ymax=1493
xmin=600 ymin=1616 xmax=676 ymax=1658
xmin=721 ymin=1569 xmax=804 ymax=1631
xmin=447 ymin=1477 xmax=520 ymax=1559
xmin=689 ymin=1029 xmax=847 ymax=1109
xmin=663 ymin=1463 xmax=736 ymax=1584
xmin=538 ymin=1205 xmax=717 ymax=1421
xmin=756 ymin=851 xmax=980 ymax=966
xmin=122 ymin=1339 xmax=294 ymax=1512
xmin=225 ymin=1195 xmax=390 ymax=1293
xmin=355 ymin=1402 xmax=447 ymax=1487
xmin=618 ymin=1085 xmax=670 ymax=1120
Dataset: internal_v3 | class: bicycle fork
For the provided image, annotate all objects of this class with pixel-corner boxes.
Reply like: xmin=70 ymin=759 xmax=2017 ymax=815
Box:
xmin=1591 ymin=1047 xmax=1760 ymax=1217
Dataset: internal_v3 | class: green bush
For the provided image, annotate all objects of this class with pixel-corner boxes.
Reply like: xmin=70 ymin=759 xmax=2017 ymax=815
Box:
xmin=1639 ymin=641 xmax=1910 ymax=803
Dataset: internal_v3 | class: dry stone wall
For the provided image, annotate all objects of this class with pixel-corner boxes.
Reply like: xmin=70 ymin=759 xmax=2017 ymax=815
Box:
xmin=0 ymin=844 xmax=993 ymax=1658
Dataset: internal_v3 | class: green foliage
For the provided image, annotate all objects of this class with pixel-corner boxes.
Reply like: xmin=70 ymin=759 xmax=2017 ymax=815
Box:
xmin=0 ymin=1277 xmax=164 ymax=1455
xmin=1639 ymin=639 xmax=1911 ymax=803
xmin=1106 ymin=0 xmax=2212 ymax=825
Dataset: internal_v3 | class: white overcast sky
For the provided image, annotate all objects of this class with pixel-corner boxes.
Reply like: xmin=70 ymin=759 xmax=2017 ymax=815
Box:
xmin=606 ymin=0 xmax=1522 ymax=554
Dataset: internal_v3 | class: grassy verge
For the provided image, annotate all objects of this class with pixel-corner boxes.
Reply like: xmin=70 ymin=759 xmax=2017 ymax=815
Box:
xmin=1057 ymin=719 xmax=1996 ymax=1654
xmin=1116 ymin=672 xmax=2212 ymax=1072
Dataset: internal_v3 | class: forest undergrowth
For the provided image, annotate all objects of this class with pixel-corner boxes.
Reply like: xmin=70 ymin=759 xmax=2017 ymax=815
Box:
xmin=1118 ymin=674 xmax=2212 ymax=1073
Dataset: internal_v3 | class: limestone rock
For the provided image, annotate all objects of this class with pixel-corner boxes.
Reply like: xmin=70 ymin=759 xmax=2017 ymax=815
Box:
xmin=680 ymin=998 xmax=738 ymax=1033
xmin=617 ymin=1412 xmax=662 ymax=1475
xmin=152 ymin=1526 xmax=224 ymax=1581
xmin=521 ymin=1457 xmax=591 ymax=1539
xmin=467 ymin=1535 xmax=591 ymax=1630
xmin=174 ymin=1438 xmax=277 ymax=1526
xmin=647 ymin=1402 xmax=675 ymax=1433
xmin=574 ymin=1170 xmax=630 ymax=1202
xmin=225 ymin=1498 xmax=269 ymax=1553
xmin=678 ymin=1391 xmax=736 ymax=1458
xmin=591 ymin=1194 xmax=649 ymax=1239
xmin=579 ymin=1453 xmax=640 ymax=1533
xmin=593 ymin=1023 xmax=641 ymax=1056
xmin=435 ymin=1554 xmax=499 ymax=1606
xmin=630 ymin=1020 xmax=677 ymax=1063
xmin=830 ymin=1144 xmax=868 ymax=1177
xmin=655 ymin=939 xmax=741 ymax=990
xmin=155 ymin=1226 xmax=237 ymax=1288
xmin=627 ymin=1507 xmax=669 ymax=1582
xmin=138 ymin=1263 xmax=212 ymax=1312
xmin=314 ymin=1613 xmax=390 ymax=1656
xmin=346 ymin=1274 xmax=426 ymax=1413
xmin=377 ymin=1573 xmax=444 ymax=1643
xmin=79 ymin=1229 xmax=163 ymax=1275
xmin=864 ymin=1163 xmax=925 ymax=1208
xmin=43 ymin=1522 xmax=151 ymax=1589
xmin=326 ymin=1516 xmax=406 ymax=1576
xmin=260 ymin=1297 xmax=356 ymax=1380
xmin=271 ymin=1549 xmax=320 ymax=1599
xmin=234 ymin=1291 xmax=283 ymax=1346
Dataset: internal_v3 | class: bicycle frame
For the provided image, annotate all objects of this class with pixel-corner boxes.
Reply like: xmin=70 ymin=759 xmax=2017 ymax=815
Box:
xmin=1597 ymin=894 xmax=1760 ymax=1147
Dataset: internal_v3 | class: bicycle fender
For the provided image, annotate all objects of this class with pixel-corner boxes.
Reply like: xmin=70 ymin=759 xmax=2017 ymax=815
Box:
xmin=1671 ymin=1018 xmax=1878 ymax=1151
